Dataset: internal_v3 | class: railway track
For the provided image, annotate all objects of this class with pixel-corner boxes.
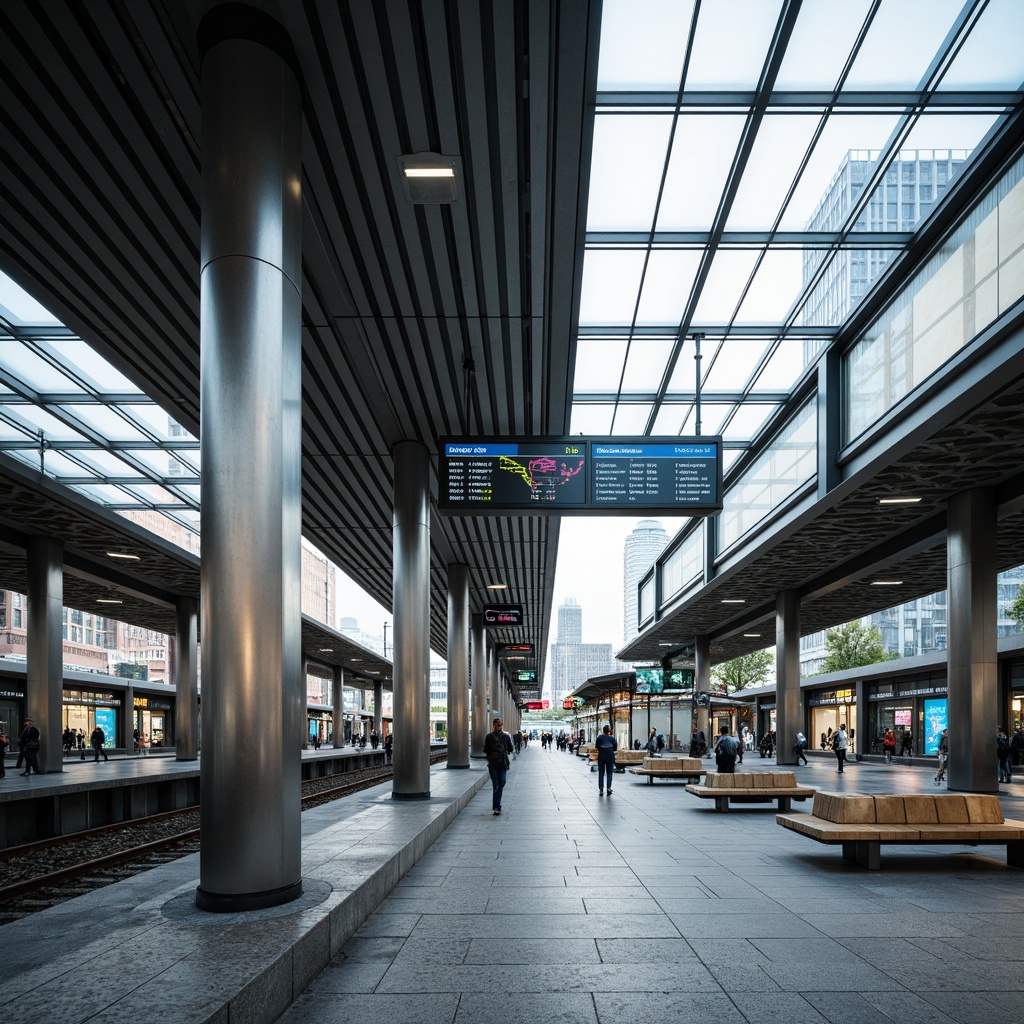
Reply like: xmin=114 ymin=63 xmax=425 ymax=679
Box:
xmin=0 ymin=751 xmax=448 ymax=925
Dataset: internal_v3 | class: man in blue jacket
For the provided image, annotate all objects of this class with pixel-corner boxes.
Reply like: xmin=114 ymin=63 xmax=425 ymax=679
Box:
xmin=596 ymin=724 xmax=617 ymax=795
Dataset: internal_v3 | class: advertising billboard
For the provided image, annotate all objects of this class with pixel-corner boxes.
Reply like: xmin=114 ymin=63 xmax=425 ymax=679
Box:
xmin=923 ymin=698 xmax=948 ymax=755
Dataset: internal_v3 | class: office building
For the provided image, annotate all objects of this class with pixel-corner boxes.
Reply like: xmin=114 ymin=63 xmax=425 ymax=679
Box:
xmin=547 ymin=597 xmax=617 ymax=707
xmin=623 ymin=519 xmax=669 ymax=644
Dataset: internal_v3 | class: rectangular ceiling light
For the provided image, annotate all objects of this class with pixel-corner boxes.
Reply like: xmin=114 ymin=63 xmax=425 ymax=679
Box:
xmin=398 ymin=153 xmax=458 ymax=203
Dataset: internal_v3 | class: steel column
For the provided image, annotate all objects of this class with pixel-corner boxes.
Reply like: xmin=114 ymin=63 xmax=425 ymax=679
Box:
xmin=694 ymin=634 xmax=711 ymax=747
xmin=196 ymin=6 xmax=303 ymax=912
xmin=775 ymin=590 xmax=802 ymax=766
xmin=392 ymin=440 xmax=431 ymax=798
xmin=373 ymin=681 xmax=383 ymax=739
xmin=300 ymin=650 xmax=309 ymax=750
xmin=26 ymin=537 xmax=63 ymax=773
xmin=471 ymin=615 xmax=486 ymax=757
xmin=331 ymin=667 xmax=344 ymax=747
xmin=174 ymin=597 xmax=198 ymax=761
xmin=446 ymin=563 xmax=470 ymax=768
xmin=947 ymin=488 xmax=998 ymax=793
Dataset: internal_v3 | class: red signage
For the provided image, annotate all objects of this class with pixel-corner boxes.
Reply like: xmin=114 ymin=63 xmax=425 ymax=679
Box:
xmin=525 ymin=700 xmax=550 ymax=710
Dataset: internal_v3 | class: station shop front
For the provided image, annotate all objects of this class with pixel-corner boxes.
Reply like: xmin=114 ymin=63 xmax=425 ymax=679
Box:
xmin=807 ymin=687 xmax=858 ymax=752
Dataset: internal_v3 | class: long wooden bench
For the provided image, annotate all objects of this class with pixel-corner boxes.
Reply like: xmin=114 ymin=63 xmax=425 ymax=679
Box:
xmin=629 ymin=756 xmax=705 ymax=784
xmin=777 ymin=792 xmax=1024 ymax=869
xmin=684 ymin=771 xmax=816 ymax=812
xmin=587 ymin=748 xmax=645 ymax=772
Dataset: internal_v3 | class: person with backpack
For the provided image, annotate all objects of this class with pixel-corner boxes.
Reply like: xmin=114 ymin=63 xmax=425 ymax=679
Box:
xmin=595 ymin=724 xmax=617 ymax=795
xmin=883 ymin=729 xmax=897 ymax=764
xmin=714 ymin=725 xmax=740 ymax=774
xmin=833 ymin=723 xmax=848 ymax=774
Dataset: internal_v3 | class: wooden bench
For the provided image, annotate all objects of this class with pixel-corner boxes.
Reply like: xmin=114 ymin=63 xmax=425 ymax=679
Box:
xmin=684 ymin=771 xmax=816 ymax=812
xmin=588 ymin=748 xmax=645 ymax=772
xmin=629 ymin=756 xmax=705 ymax=784
xmin=777 ymin=792 xmax=1024 ymax=869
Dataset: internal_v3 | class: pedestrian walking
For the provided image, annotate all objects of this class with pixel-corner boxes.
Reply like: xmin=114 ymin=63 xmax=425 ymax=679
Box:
xmin=833 ymin=723 xmax=848 ymax=773
xmin=934 ymin=728 xmax=949 ymax=785
xmin=384 ymin=732 xmax=393 ymax=764
xmin=596 ymin=724 xmax=617 ymax=795
xmin=483 ymin=717 xmax=513 ymax=816
xmin=792 ymin=731 xmax=809 ymax=765
xmin=714 ymin=725 xmax=740 ymax=773
xmin=90 ymin=725 xmax=109 ymax=762
xmin=0 ymin=729 xmax=8 ymax=777
xmin=20 ymin=718 xmax=41 ymax=776
xmin=997 ymin=726 xmax=1013 ymax=783
xmin=883 ymin=728 xmax=896 ymax=764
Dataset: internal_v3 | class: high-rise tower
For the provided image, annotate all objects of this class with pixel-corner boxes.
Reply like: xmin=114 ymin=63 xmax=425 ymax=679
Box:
xmin=623 ymin=520 xmax=669 ymax=644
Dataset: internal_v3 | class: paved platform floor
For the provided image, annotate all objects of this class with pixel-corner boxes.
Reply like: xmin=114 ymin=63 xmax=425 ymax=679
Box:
xmin=279 ymin=748 xmax=1024 ymax=1024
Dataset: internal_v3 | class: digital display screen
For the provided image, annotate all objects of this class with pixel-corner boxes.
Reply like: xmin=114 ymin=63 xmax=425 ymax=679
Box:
xmin=591 ymin=441 xmax=720 ymax=510
xmin=483 ymin=605 xmax=524 ymax=627
xmin=635 ymin=668 xmax=694 ymax=694
xmin=438 ymin=436 xmax=722 ymax=516
xmin=440 ymin=440 xmax=586 ymax=511
xmin=95 ymin=707 xmax=116 ymax=747
xmin=894 ymin=708 xmax=912 ymax=726
xmin=923 ymin=698 xmax=948 ymax=755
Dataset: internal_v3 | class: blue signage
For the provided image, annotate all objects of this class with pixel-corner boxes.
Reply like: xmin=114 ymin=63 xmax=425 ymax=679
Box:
xmin=94 ymin=707 xmax=116 ymax=747
xmin=923 ymin=698 xmax=948 ymax=755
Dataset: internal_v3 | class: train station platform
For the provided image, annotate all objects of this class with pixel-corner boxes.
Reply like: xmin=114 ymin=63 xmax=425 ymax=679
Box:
xmin=3 ymin=749 xmax=1023 ymax=1024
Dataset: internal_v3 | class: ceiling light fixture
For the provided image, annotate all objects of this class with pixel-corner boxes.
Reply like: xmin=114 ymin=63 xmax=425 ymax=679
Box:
xmin=318 ymin=648 xmax=333 ymax=653
xmin=398 ymin=152 xmax=458 ymax=203
xmin=742 ymin=633 xmax=761 ymax=638
xmin=106 ymin=551 xmax=140 ymax=561
xmin=871 ymin=580 xmax=903 ymax=586
xmin=486 ymin=583 xmax=508 ymax=590
xmin=721 ymin=599 xmax=745 ymax=604
xmin=97 ymin=598 xmax=123 ymax=605
xmin=879 ymin=497 xmax=921 ymax=505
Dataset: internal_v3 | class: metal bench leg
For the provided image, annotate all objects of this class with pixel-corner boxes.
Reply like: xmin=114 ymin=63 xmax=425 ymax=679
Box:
xmin=1007 ymin=842 xmax=1024 ymax=869
xmin=855 ymin=841 xmax=880 ymax=870
xmin=842 ymin=842 xmax=857 ymax=863
xmin=648 ymin=776 xmax=653 ymax=785
xmin=778 ymin=796 xmax=791 ymax=813
xmin=714 ymin=796 xmax=729 ymax=812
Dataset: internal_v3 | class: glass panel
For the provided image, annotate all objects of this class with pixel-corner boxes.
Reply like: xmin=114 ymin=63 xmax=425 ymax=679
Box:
xmin=117 ymin=509 xmax=201 ymax=552
xmin=44 ymin=339 xmax=142 ymax=392
xmin=778 ymin=115 xmax=902 ymax=231
xmin=661 ymin=529 xmax=703 ymax=600
xmin=127 ymin=447 xmax=193 ymax=479
xmin=651 ymin=403 xmax=690 ymax=435
xmin=61 ymin=404 xmax=149 ymax=440
xmin=692 ymin=250 xmax=760 ymax=321
xmin=774 ymin=0 xmax=873 ymax=89
xmin=680 ymin=402 xmax=731 ymax=436
xmin=620 ymin=338 xmax=675 ymax=393
xmin=573 ymin=337 xmax=628 ymax=392
xmin=843 ymin=0 xmax=964 ymax=90
xmin=702 ymin=339 xmax=770 ymax=390
xmin=596 ymin=0 xmax=695 ymax=90
xmin=938 ymin=0 xmax=1024 ymax=89
xmin=896 ymin=112 xmax=1000 ymax=180
xmin=845 ymin=152 xmax=1024 ymax=442
xmin=172 ymin=447 xmax=201 ymax=471
xmin=39 ymin=451 xmax=96 ymax=479
xmin=172 ymin=483 xmax=202 ymax=503
xmin=610 ymin=403 xmax=653 ymax=434
xmin=570 ymin=403 xmax=616 ymax=434
xmin=685 ymin=0 xmax=783 ymax=89
xmin=735 ymin=249 xmax=805 ymax=323
xmin=657 ymin=115 xmax=746 ymax=231
xmin=121 ymin=483 xmax=184 ymax=505
xmin=124 ymin=403 xmax=193 ymax=442
xmin=0 ymin=271 xmax=59 ymax=323
xmin=726 ymin=115 xmax=823 ymax=230
xmin=2 ymin=404 xmax=91 ymax=441
xmin=722 ymin=449 xmax=743 ymax=475
xmin=664 ymin=336 xmax=696 ymax=391
xmin=587 ymin=115 xmax=673 ymax=231
xmin=70 ymin=483 xmax=144 ymax=505
xmin=0 ymin=340 xmax=84 ymax=393
xmin=0 ymin=415 xmax=33 ymax=440
xmin=73 ymin=448 xmax=147 ymax=478
xmin=753 ymin=338 xmax=817 ymax=390
xmin=720 ymin=403 xmax=778 ymax=440
xmin=719 ymin=399 xmax=817 ymax=551
xmin=579 ymin=250 xmax=646 ymax=325
xmin=635 ymin=250 xmax=702 ymax=323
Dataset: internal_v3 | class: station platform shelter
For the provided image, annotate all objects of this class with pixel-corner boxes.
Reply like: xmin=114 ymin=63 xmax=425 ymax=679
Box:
xmin=3 ymin=747 xmax=1023 ymax=1024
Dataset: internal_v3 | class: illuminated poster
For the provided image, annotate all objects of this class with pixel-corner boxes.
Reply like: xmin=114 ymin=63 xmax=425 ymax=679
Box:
xmin=94 ymin=707 xmax=116 ymax=747
xmin=923 ymin=698 xmax=948 ymax=755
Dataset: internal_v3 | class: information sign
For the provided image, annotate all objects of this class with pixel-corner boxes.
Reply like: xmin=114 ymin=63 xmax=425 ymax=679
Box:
xmin=483 ymin=605 xmax=524 ymax=627
xmin=525 ymin=700 xmax=550 ymax=710
xmin=517 ymin=670 xmax=537 ymax=683
xmin=439 ymin=436 xmax=722 ymax=516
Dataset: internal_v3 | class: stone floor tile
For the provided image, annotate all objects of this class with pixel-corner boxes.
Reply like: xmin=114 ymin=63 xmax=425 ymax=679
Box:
xmin=728 ymin=990 xmax=829 ymax=1024
xmin=277 ymin=992 xmax=459 ymax=1024
xmin=307 ymin=960 xmax=391 ymax=993
xmin=464 ymin=937 xmax=600 ymax=965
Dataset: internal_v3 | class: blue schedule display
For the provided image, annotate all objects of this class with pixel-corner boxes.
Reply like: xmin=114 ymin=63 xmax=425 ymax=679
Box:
xmin=590 ymin=440 xmax=720 ymax=510
xmin=438 ymin=436 xmax=722 ymax=516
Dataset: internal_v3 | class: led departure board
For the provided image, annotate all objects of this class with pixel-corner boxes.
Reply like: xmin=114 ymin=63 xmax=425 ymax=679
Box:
xmin=590 ymin=440 xmax=720 ymax=511
xmin=439 ymin=436 xmax=722 ymax=516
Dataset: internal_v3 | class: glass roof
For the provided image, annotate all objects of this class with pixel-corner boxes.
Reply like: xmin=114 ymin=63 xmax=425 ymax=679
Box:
xmin=573 ymin=0 xmax=1024 ymax=457
xmin=0 ymin=276 xmax=200 ymax=553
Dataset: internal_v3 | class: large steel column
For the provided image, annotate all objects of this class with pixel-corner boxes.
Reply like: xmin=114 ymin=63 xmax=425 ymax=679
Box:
xmin=775 ymin=590 xmax=802 ymax=766
xmin=174 ymin=598 xmax=198 ymax=760
xmin=26 ymin=537 xmax=63 ymax=773
xmin=300 ymin=650 xmax=309 ymax=750
xmin=948 ymin=489 xmax=998 ymax=793
xmin=446 ymin=563 xmax=470 ymax=768
xmin=331 ymin=667 xmax=344 ymax=747
xmin=196 ymin=6 xmax=303 ymax=912
xmin=392 ymin=440 xmax=431 ymax=798
xmin=489 ymin=647 xmax=500 ymax=725
xmin=124 ymin=684 xmax=135 ymax=751
xmin=373 ymin=681 xmax=383 ymax=739
xmin=694 ymin=634 xmax=711 ymax=748
xmin=471 ymin=616 xmax=486 ymax=757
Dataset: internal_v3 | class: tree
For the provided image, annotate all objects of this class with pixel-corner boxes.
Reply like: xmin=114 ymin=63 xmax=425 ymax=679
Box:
xmin=1008 ymin=584 xmax=1024 ymax=631
xmin=711 ymin=649 xmax=773 ymax=692
xmin=115 ymin=661 xmax=148 ymax=681
xmin=821 ymin=620 xmax=896 ymax=673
